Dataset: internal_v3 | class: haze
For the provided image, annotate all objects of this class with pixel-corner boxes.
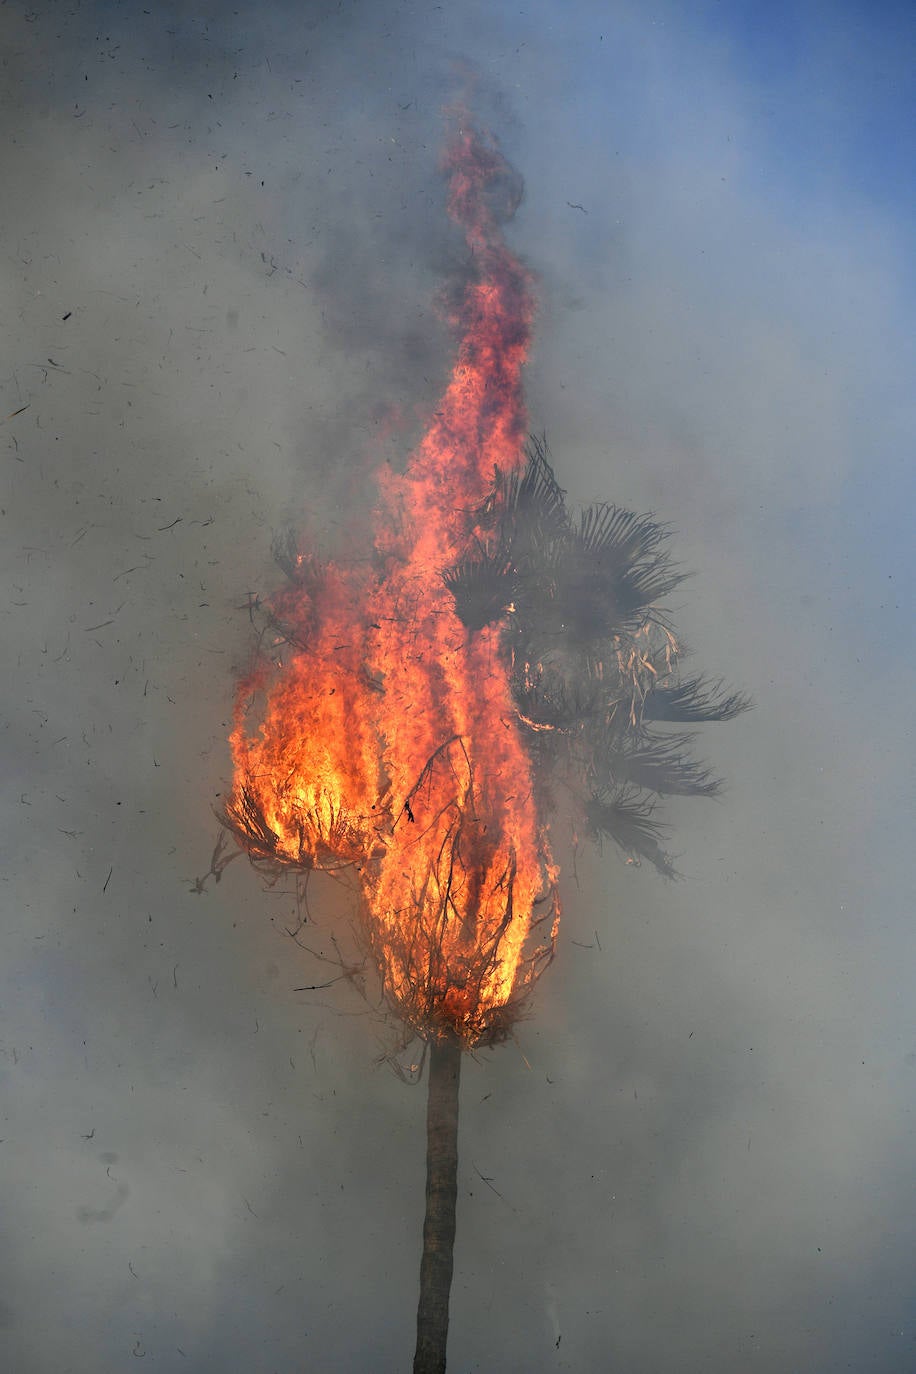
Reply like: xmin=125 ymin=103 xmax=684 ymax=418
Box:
xmin=2 ymin=2 xmax=914 ymax=1370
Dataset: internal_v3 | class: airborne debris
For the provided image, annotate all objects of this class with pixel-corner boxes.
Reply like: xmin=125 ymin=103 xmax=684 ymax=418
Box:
xmin=190 ymin=831 xmax=239 ymax=894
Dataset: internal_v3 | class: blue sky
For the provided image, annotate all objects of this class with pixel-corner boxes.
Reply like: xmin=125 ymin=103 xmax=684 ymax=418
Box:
xmin=724 ymin=0 xmax=916 ymax=209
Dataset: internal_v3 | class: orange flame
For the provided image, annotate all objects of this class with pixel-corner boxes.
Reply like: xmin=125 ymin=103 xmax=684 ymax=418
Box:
xmin=228 ymin=119 xmax=558 ymax=1046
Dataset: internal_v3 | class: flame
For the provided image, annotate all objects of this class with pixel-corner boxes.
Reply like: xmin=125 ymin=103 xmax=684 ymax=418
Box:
xmin=228 ymin=119 xmax=558 ymax=1047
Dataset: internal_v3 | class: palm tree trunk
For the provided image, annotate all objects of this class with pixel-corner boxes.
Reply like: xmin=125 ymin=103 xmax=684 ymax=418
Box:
xmin=413 ymin=1034 xmax=462 ymax=1374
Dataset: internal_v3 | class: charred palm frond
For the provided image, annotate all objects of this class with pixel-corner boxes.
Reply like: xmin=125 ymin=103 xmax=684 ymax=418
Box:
xmin=577 ymin=502 xmax=669 ymax=570
xmin=472 ymin=439 xmax=684 ymax=652
xmin=447 ymin=436 xmax=748 ymax=868
xmin=446 ymin=438 xmax=576 ymax=634
xmin=643 ymin=674 xmax=751 ymax=724
xmin=511 ymin=622 xmax=674 ymax=736
xmin=272 ymin=528 xmax=308 ymax=583
xmin=590 ymin=731 xmax=721 ymax=798
xmin=519 ymin=434 xmax=568 ymax=529
xmin=480 ymin=434 xmax=567 ymax=547
xmin=582 ymin=787 xmax=677 ymax=878
xmin=223 ymin=781 xmax=280 ymax=860
xmin=223 ymin=777 xmax=376 ymax=872
xmin=259 ymin=605 xmax=312 ymax=653
xmin=600 ymin=621 xmax=683 ymax=728
xmin=509 ymin=652 xmax=607 ymax=730
xmin=510 ymin=626 xmax=681 ymax=769
xmin=242 ymin=534 xmax=328 ymax=650
xmin=441 ymin=546 xmax=515 ymax=631
xmin=545 ymin=506 xmax=684 ymax=641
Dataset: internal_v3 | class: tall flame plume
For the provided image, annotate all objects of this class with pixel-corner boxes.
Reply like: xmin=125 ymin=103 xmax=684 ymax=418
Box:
xmin=227 ymin=118 xmax=559 ymax=1048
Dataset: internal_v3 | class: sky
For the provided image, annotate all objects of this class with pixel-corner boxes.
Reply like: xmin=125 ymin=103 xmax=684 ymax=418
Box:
xmin=1 ymin=1 xmax=914 ymax=1370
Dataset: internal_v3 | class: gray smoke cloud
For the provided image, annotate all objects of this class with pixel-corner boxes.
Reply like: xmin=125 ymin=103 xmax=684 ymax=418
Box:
xmin=2 ymin=1 xmax=914 ymax=1370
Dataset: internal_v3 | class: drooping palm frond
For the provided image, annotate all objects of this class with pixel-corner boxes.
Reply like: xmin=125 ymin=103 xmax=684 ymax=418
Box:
xmin=582 ymin=787 xmax=678 ymax=878
xmin=223 ymin=775 xmax=376 ymax=874
xmin=223 ymin=780 xmax=280 ymax=860
xmin=642 ymin=674 xmax=751 ymax=724
xmin=590 ymin=730 xmax=721 ymax=798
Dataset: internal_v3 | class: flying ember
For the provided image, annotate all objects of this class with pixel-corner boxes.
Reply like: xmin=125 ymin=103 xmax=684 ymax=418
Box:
xmin=227 ymin=119 xmax=560 ymax=1048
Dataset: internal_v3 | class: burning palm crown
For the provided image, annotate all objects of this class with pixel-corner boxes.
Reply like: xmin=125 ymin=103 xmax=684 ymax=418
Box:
xmin=224 ymin=119 xmax=745 ymax=1050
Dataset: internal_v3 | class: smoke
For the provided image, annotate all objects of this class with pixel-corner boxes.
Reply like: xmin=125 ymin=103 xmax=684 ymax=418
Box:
xmin=2 ymin=1 xmax=914 ymax=1370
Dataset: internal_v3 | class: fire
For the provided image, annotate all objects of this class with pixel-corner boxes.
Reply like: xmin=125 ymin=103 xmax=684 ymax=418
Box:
xmin=227 ymin=119 xmax=558 ymax=1047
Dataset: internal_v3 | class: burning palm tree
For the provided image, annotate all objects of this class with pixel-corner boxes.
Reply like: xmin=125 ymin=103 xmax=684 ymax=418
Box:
xmin=223 ymin=115 xmax=747 ymax=1373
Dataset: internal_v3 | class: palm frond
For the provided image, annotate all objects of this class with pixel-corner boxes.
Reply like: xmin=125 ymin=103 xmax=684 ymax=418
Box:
xmin=571 ymin=505 xmax=684 ymax=622
xmin=509 ymin=435 xmax=568 ymax=528
xmin=576 ymin=503 xmax=669 ymax=567
xmin=593 ymin=732 xmax=721 ymax=798
xmin=271 ymin=530 xmax=326 ymax=591
xmin=509 ymin=651 xmax=610 ymax=732
xmin=223 ymin=782 xmax=280 ymax=859
xmin=583 ymin=787 xmax=678 ymax=878
xmin=441 ymin=547 xmax=515 ymax=630
xmin=642 ymin=675 xmax=751 ymax=724
xmin=614 ymin=561 xmax=686 ymax=615
xmin=482 ymin=434 xmax=568 ymax=545
xmin=434 ymin=433 xmax=746 ymax=874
